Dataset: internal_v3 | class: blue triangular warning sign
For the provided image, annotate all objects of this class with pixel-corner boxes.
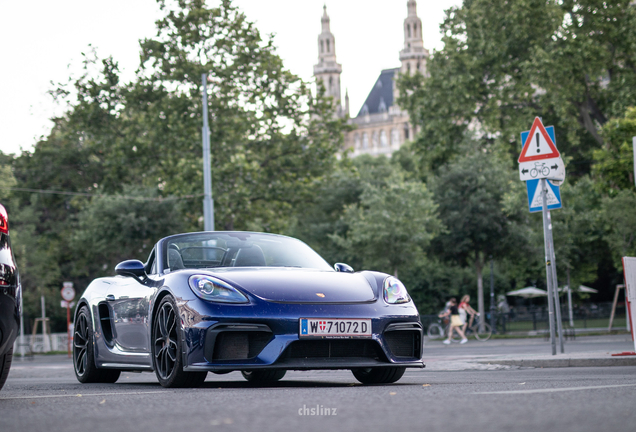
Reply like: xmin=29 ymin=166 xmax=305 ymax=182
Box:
xmin=518 ymin=117 xmax=560 ymax=162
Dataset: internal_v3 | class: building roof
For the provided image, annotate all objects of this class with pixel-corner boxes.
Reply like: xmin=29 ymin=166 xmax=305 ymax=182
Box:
xmin=356 ymin=68 xmax=400 ymax=117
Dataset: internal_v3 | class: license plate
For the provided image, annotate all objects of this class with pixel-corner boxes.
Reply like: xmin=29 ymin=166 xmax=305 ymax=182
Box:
xmin=299 ymin=318 xmax=372 ymax=338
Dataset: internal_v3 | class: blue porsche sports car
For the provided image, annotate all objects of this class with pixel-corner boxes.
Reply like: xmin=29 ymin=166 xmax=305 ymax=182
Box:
xmin=73 ymin=231 xmax=424 ymax=387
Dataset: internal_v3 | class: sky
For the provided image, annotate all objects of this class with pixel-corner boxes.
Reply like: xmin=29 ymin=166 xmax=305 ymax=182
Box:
xmin=0 ymin=0 xmax=462 ymax=155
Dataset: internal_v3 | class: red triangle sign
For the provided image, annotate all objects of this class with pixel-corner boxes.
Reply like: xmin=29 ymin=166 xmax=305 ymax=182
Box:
xmin=518 ymin=117 xmax=560 ymax=162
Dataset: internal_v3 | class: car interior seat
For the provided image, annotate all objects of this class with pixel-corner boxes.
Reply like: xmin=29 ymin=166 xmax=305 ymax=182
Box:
xmin=168 ymin=248 xmax=185 ymax=270
xmin=233 ymin=245 xmax=266 ymax=267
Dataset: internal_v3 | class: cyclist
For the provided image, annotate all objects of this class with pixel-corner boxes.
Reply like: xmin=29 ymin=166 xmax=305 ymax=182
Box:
xmin=459 ymin=295 xmax=478 ymax=335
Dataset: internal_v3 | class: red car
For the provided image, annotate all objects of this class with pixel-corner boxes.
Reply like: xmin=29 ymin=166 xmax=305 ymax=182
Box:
xmin=0 ymin=204 xmax=21 ymax=390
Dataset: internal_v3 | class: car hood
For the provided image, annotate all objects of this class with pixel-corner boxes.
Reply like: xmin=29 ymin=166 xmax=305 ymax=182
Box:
xmin=209 ymin=268 xmax=377 ymax=303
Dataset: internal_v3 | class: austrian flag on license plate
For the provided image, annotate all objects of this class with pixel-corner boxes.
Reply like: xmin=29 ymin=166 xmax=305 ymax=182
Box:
xmin=299 ymin=318 xmax=372 ymax=338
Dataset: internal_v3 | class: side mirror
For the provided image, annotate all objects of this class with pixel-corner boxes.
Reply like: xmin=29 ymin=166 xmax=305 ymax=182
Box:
xmin=115 ymin=260 xmax=147 ymax=279
xmin=334 ymin=263 xmax=354 ymax=273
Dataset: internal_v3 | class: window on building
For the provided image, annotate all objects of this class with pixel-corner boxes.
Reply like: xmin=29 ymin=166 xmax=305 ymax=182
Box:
xmin=326 ymin=39 xmax=330 ymax=53
xmin=407 ymin=24 xmax=411 ymax=38
xmin=404 ymin=124 xmax=410 ymax=140
xmin=407 ymin=63 xmax=411 ymax=73
xmin=329 ymin=76 xmax=333 ymax=92
xmin=380 ymin=130 xmax=388 ymax=147
xmin=391 ymin=128 xmax=400 ymax=146
xmin=413 ymin=23 xmax=417 ymax=36
xmin=372 ymin=131 xmax=379 ymax=148
xmin=320 ymin=40 xmax=324 ymax=53
xmin=378 ymin=97 xmax=387 ymax=113
xmin=354 ymin=133 xmax=360 ymax=149
xmin=362 ymin=133 xmax=369 ymax=149
xmin=417 ymin=61 xmax=420 ymax=71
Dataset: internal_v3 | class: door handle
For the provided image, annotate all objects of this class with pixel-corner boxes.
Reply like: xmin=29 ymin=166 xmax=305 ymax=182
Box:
xmin=106 ymin=294 xmax=115 ymax=301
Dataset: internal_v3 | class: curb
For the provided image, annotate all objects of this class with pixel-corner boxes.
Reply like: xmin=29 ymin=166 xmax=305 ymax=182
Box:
xmin=479 ymin=357 xmax=636 ymax=368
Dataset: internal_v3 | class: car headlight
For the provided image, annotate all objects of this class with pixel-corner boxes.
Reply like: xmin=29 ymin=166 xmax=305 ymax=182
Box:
xmin=189 ymin=275 xmax=249 ymax=303
xmin=383 ymin=276 xmax=410 ymax=304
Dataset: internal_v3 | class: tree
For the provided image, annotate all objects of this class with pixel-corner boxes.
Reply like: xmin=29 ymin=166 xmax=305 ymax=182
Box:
xmin=430 ymin=142 xmax=525 ymax=320
xmin=601 ymin=190 xmax=636 ymax=269
xmin=550 ymin=177 xmax=606 ymax=292
xmin=333 ymin=171 xmax=441 ymax=278
xmin=398 ymin=0 xmax=636 ymax=175
xmin=49 ymin=0 xmax=347 ymax=232
xmin=70 ymin=187 xmax=186 ymax=281
xmin=593 ymin=107 xmax=636 ymax=195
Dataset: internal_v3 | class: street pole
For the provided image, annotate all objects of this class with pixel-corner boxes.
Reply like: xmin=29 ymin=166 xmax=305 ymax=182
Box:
xmin=489 ymin=256 xmax=496 ymax=334
xmin=201 ymin=73 xmax=215 ymax=232
xmin=546 ymin=209 xmax=565 ymax=353
xmin=540 ymin=179 xmax=557 ymax=355
xmin=567 ymin=267 xmax=574 ymax=327
xmin=632 ymin=137 xmax=635 ymax=189
xmin=19 ymin=304 xmax=24 ymax=359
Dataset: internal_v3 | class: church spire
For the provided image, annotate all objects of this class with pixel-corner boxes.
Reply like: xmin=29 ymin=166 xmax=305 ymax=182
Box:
xmin=321 ymin=5 xmax=330 ymax=32
xmin=399 ymin=0 xmax=429 ymax=75
xmin=407 ymin=0 xmax=417 ymax=16
xmin=314 ymin=5 xmax=343 ymax=114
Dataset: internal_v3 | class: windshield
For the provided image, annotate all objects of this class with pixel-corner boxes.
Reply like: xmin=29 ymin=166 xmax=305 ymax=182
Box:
xmin=164 ymin=232 xmax=333 ymax=271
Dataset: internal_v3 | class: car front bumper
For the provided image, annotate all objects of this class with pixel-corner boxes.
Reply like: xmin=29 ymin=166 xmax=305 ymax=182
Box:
xmin=179 ymin=298 xmax=425 ymax=372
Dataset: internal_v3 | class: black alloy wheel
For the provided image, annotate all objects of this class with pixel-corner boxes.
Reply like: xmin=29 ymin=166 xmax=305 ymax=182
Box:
xmin=351 ymin=367 xmax=405 ymax=384
xmin=241 ymin=369 xmax=286 ymax=383
xmin=73 ymin=306 xmax=120 ymax=383
xmin=152 ymin=296 xmax=206 ymax=388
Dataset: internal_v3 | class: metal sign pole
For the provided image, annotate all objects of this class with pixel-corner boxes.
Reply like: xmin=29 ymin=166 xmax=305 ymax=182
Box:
xmin=201 ymin=73 xmax=215 ymax=232
xmin=632 ymin=137 xmax=635 ymax=189
xmin=490 ymin=257 xmax=496 ymax=333
xmin=567 ymin=268 xmax=574 ymax=327
xmin=547 ymin=209 xmax=565 ymax=353
xmin=66 ymin=304 xmax=71 ymax=358
xmin=540 ymin=179 xmax=557 ymax=355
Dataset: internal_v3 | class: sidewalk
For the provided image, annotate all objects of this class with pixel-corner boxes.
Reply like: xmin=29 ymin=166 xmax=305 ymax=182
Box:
xmin=423 ymin=333 xmax=636 ymax=371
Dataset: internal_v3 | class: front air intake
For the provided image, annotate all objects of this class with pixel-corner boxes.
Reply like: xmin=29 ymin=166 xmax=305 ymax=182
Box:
xmin=204 ymin=324 xmax=272 ymax=361
xmin=383 ymin=322 xmax=422 ymax=359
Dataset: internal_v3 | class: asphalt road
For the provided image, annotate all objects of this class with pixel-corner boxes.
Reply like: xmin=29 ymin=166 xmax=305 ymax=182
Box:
xmin=1 ymin=336 xmax=636 ymax=432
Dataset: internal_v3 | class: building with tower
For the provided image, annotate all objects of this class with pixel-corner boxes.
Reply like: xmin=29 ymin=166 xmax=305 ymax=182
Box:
xmin=313 ymin=1 xmax=429 ymax=157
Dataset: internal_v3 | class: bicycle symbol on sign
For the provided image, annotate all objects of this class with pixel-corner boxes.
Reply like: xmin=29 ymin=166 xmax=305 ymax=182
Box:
xmin=530 ymin=162 xmax=550 ymax=178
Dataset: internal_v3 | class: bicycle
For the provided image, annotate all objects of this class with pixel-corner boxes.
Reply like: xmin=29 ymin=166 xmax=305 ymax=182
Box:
xmin=463 ymin=314 xmax=492 ymax=341
xmin=426 ymin=317 xmax=448 ymax=339
xmin=427 ymin=318 xmax=461 ymax=342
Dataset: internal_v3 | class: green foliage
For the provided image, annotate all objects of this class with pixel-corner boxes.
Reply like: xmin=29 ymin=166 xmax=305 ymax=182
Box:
xmin=430 ymin=141 xmax=524 ymax=268
xmin=593 ymin=107 xmax=636 ymax=194
xmin=70 ymin=187 xmax=185 ymax=280
xmin=49 ymin=0 xmax=347 ymax=231
xmin=600 ymin=190 xmax=636 ymax=267
xmin=332 ymin=164 xmax=441 ymax=277
xmin=398 ymin=0 xmax=636 ymax=175
xmin=551 ymin=177 xmax=606 ymax=287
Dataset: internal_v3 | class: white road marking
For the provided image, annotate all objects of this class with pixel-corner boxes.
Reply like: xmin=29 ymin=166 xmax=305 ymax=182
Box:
xmin=475 ymin=383 xmax=636 ymax=395
xmin=0 ymin=391 xmax=168 ymax=400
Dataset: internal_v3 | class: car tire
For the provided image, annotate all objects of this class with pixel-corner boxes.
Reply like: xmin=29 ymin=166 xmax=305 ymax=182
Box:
xmin=152 ymin=296 xmax=207 ymax=388
xmin=73 ymin=306 xmax=121 ymax=383
xmin=241 ymin=369 xmax=286 ymax=383
xmin=0 ymin=346 xmax=14 ymax=390
xmin=351 ymin=367 xmax=406 ymax=384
